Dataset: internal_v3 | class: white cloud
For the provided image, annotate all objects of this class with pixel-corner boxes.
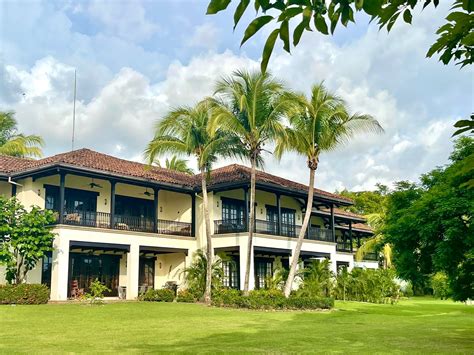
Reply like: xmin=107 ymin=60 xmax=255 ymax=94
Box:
xmin=187 ymin=23 xmax=220 ymax=49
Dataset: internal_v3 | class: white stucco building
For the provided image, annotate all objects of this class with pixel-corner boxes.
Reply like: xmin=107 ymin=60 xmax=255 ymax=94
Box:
xmin=0 ymin=149 xmax=377 ymax=300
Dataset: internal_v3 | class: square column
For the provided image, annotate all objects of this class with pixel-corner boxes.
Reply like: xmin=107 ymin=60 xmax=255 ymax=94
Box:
xmin=126 ymin=244 xmax=140 ymax=300
xmin=239 ymin=237 xmax=255 ymax=291
xmin=50 ymin=237 xmax=69 ymax=301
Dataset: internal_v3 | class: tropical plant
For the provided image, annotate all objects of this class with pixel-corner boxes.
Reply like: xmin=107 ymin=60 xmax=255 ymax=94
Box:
xmin=209 ymin=70 xmax=292 ymax=295
xmin=430 ymin=272 xmax=452 ymax=299
xmin=180 ymin=249 xmax=227 ymax=299
xmin=145 ymin=101 xmax=239 ymax=304
xmin=83 ymin=279 xmax=111 ymax=305
xmin=275 ymin=82 xmax=383 ymax=297
xmin=0 ymin=197 xmax=56 ymax=284
xmin=207 ymin=0 xmax=474 ymax=72
xmin=297 ymin=259 xmax=334 ymax=298
xmin=0 ymin=111 xmax=44 ymax=158
xmin=153 ymin=156 xmax=194 ymax=175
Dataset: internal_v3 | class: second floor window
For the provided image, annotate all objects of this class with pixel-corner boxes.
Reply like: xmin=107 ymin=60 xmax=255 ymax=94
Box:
xmin=221 ymin=198 xmax=245 ymax=223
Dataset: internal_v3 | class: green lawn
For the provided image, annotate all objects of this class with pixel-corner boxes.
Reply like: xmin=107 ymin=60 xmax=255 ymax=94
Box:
xmin=1 ymin=297 xmax=473 ymax=353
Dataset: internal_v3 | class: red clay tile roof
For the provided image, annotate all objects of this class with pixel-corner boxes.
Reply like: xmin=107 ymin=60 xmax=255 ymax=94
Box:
xmin=207 ymin=164 xmax=353 ymax=203
xmin=0 ymin=149 xmax=195 ymax=187
xmin=352 ymin=223 xmax=373 ymax=232
xmin=1 ymin=150 xmax=352 ymax=204
xmin=0 ymin=155 xmax=36 ymax=174
xmin=316 ymin=207 xmax=366 ymax=221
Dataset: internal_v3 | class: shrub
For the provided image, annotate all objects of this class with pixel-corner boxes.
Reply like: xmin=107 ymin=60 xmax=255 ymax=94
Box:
xmin=0 ymin=284 xmax=49 ymax=304
xmin=211 ymin=288 xmax=333 ymax=310
xmin=431 ymin=272 xmax=452 ymax=299
xmin=176 ymin=289 xmax=196 ymax=303
xmin=298 ymin=259 xmax=334 ymax=298
xmin=140 ymin=288 xmax=175 ymax=302
xmin=334 ymin=268 xmax=399 ymax=304
xmin=83 ymin=279 xmax=110 ymax=305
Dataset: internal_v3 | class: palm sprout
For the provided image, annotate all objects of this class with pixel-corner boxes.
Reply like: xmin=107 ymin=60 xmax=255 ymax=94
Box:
xmin=153 ymin=156 xmax=194 ymax=175
xmin=0 ymin=111 xmax=44 ymax=158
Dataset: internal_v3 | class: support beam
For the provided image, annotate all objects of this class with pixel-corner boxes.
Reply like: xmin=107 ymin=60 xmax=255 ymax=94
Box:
xmin=126 ymin=244 xmax=140 ymax=300
xmin=330 ymin=203 xmax=335 ymax=242
xmin=11 ymin=184 xmax=17 ymax=197
xmin=276 ymin=193 xmax=282 ymax=235
xmin=110 ymin=180 xmax=116 ymax=229
xmin=191 ymin=193 xmax=196 ymax=237
xmin=349 ymin=220 xmax=353 ymax=252
xmin=243 ymin=186 xmax=249 ymax=230
xmin=153 ymin=188 xmax=159 ymax=233
xmin=59 ymin=172 xmax=66 ymax=224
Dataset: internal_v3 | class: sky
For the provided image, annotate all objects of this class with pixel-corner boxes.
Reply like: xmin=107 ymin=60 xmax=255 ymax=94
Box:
xmin=0 ymin=0 xmax=472 ymax=192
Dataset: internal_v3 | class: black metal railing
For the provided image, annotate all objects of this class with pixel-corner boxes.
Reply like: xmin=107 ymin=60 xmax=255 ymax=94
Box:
xmin=213 ymin=218 xmax=247 ymax=234
xmin=213 ymin=218 xmax=334 ymax=242
xmin=362 ymin=252 xmax=378 ymax=261
xmin=158 ymin=219 xmax=192 ymax=237
xmin=52 ymin=209 xmax=192 ymax=237
xmin=336 ymin=242 xmax=353 ymax=253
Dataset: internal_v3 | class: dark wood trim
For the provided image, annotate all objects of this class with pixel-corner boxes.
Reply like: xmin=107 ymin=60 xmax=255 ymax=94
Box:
xmin=349 ymin=221 xmax=353 ymax=252
xmin=153 ymin=188 xmax=159 ymax=233
xmin=110 ymin=180 xmax=116 ymax=229
xmin=59 ymin=173 xmax=66 ymax=224
xmin=330 ymin=204 xmax=335 ymax=243
xmin=243 ymin=187 xmax=249 ymax=228
xmin=69 ymin=240 xmax=130 ymax=252
xmin=276 ymin=193 xmax=281 ymax=235
xmin=11 ymin=184 xmax=17 ymax=197
xmin=43 ymin=184 xmax=101 ymax=197
xmin=191 ymin=193 xmax=196 ymax=237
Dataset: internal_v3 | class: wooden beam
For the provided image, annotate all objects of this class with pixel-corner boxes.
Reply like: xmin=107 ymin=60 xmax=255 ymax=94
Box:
xmin=110 ymin=180 xmax=116 ymax=229
xmin=59 ymin=172 xmax=66 ymax=224
xmin=191 ymin=192 xmax=196 ymax=237
xmin=153 ymin=188 xmax=159 ymax=233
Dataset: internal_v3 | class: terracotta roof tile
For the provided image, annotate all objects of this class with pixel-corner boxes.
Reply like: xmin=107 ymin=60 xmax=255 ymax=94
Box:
xmin=1 ymin=149 xmax=195 ymax=187
xmin=207 ymin=164 xmax=353 ymax=203
xmin=0 ymin=155 xmax=36 ymax=174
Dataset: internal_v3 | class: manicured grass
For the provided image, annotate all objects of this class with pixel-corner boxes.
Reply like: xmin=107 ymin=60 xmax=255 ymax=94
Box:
xmin=1 ymin=297 xmax=473 ymax=353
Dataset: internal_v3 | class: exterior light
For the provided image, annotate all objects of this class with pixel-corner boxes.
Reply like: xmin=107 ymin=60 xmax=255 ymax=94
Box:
xmin=217 ymin=201 xmax=219 ymax=207
xmin=160 ymin=206 xmax=163 ymax=212
xmin=104 ymin=198 xmax=107 ymax=206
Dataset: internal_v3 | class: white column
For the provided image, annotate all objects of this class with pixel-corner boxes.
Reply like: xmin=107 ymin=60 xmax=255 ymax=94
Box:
xmin=239 ymin=237 xmax=255 ymax=291
xmin=329 ymin=252 xmax=338 ymax=275
xmin=50 ymin=236 xmax=69 ymax=301
xmin=126 ymin=244 xmax=140 ymax=300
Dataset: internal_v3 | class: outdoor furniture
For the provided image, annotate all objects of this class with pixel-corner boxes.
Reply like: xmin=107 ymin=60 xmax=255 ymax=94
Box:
xmin=70 ymin=280 xmax=84 ymax=299
xmin=65 ymin=213 xmax=81 ymax=223
xmin=118 ymin=286 xmax=127 ymax=299
xmin=115 ymin=222 xmax=129 ymax=230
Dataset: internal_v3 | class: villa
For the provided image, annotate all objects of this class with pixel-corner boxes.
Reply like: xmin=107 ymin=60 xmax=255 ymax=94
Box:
xmin=0 ymin=148 xmax=377 ymax=300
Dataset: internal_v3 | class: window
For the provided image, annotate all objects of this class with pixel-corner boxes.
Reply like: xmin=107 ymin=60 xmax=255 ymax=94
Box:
xmin=266 ymin=206 xmax=296 ymax=236
xmin=44 ymin=185 xmax=98 ymax=213
xmin=115 ymin=195 xmax=153 ymax=219
xmin=255 ymin=258 xmax=273 ymax=289
xmin=41 ymin=251 xmax=53 ymax=287
xmin=222 ymin=256 xmax=239 ymax=289
xmin=221 ymin=198 xmax=245 ymax=223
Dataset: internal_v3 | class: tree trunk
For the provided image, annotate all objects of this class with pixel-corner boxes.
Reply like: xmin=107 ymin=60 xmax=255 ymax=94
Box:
xmin=243 ymin=156 xmax=257 ymax=295
xmin=201 ymin=171 xmax=213 ymax=305
xmin=283 ymin=167 xmax=315 ymax=297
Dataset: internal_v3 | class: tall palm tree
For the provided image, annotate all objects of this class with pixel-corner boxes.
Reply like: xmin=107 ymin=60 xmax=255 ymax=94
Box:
xmin=0 ymin=111 xmax=44 ymax=158
xmin=209 ymin=70 xmax=292 ymax=295
xmin=144 ymin=100 xmax=238 ymax=304
xmin=153 ymin=156 xmax=194 ymax=175
xmin=275 ymin=83 xmax=383 ymax=297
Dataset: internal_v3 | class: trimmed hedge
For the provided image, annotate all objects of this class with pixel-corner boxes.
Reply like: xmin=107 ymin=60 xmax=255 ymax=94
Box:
xmin=140 ymin=288 xmax=175 ymax=302
xmin=0 ymin=284 xmax=50 ymax=305
xmin=212 ymin=289 xmax=333 ymax=310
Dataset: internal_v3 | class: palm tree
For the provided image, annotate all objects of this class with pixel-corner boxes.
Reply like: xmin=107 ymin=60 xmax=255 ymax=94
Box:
xmin=0 ymin=111 xmax=44 ymax=158
xmin=275 ymin=83 xmax=383 ymax=297
xmin=144 ymin=100 xmax=238 ymax=304
xmin=209 ymin=70 xmax=292 ymax=295
xmin=355 ymin=212 xmax=393 ymax=269
xmin=153 ymin=156 xmax=194 ymax=175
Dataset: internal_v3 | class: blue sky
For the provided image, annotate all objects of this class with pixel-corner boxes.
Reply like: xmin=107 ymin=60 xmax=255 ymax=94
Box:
xmin=0 ymin=0 xmax=472 ymax=191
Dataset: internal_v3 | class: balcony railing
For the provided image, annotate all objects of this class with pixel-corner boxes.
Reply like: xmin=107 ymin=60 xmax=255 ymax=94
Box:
xmin=362 ymin=252 xmax=378 ymax=261
xmin=52 ymin=209 xmax=192 ymax=237
xmin=214 ymin=219 xmax=334 ymax=242
xmin=336 ymin=242 xmax=353 ymax=253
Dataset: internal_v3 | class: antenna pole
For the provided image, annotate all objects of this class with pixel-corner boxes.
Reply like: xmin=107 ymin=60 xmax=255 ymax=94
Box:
xmin=72 ymin=69 xmax=77 ymax=151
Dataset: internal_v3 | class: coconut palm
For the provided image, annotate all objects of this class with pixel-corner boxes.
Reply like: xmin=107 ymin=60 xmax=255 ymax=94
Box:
xmin=355 ymin=212 xmax=393 ymax=269
xmin=153 ymin=156 xmax=194 ymax=175
xmin=209 ymin=70 xmax=292 ymax=295
xmin=144 ymin=100 xmax=239 ymax=304
xmin=0 ymin=111 xmax=44 ymax=158
xmin=275 ymin=83 xmax=383 ymax=297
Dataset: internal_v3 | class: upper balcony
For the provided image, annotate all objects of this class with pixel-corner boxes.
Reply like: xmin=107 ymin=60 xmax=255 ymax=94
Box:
xmin=52 ymin=208 xmax=192 ymax=237
xmin=213 ymin=218 xmax=335 ymax=243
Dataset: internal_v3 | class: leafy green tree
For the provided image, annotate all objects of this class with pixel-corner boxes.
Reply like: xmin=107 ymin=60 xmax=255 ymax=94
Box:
xmin=153 ymin=156 xmax=194 ymax=175
xmin=297 ymin=259 xmax=334 ymax=298
xmin=275 ymin=82 xmax=382 ymax=297
xmin=209 ymin=70 xmax=291 ymax=295
xmin=0 ymin=197 xmax=56 ymax=284
xmin=0 ymin=111 xmax=44 ymax=158
xmin=385 ymin=137 xmax=474 ymax=300
xmin=145 ymin=101 xmax=239 ymax=304
xmin=207 ymin=0 xmax=474 ymax=72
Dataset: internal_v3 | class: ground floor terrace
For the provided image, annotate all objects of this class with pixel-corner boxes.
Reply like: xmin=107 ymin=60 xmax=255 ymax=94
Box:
xmin=1 ymin=298 xmax=472 ymax=353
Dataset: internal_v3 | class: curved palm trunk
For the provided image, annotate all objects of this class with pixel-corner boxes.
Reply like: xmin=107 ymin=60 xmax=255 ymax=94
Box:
xmin=283 ymin=167 xmax=315 ymax=297
xmin=243 ymin=156 xmax=257 ymax=295
xmin=201 ymin=170 xmax=213 ymax=305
